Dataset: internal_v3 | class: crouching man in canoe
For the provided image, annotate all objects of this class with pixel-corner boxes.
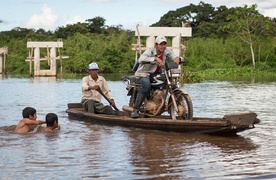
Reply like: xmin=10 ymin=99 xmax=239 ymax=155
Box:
xmin=81 ymin=62 xmax=117 ymax=115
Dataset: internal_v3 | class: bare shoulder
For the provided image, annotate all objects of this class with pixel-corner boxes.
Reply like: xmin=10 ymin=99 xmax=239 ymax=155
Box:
xmin=20 ymin=118 xmax=30 ymax=122
xmin=16 ymin=118 xmax=29 ymax=126
xmin=40 ymin=126 xmax=61 ymax=133
xmin=14 ymin=118 xmax=32 ymax=133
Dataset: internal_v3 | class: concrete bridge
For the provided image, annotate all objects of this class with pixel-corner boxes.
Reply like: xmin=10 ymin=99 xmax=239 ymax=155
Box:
xmin=26 ymin=40 xmax=68 ymax=77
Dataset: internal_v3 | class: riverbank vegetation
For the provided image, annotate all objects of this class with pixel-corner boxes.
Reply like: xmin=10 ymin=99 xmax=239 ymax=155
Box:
xmin=1 ymin=2 xmax=275 ymax=82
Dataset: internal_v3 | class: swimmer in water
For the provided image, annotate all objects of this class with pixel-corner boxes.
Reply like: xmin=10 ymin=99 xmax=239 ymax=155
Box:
xmin=38 ymin=113 xmax=60 ymax=132
xmin=14 ymin=107 xmax=45 ymax=134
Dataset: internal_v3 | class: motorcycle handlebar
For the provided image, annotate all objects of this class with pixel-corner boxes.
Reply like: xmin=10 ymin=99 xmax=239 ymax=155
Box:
xmin=165 ymin=62 xmax=179 ymax=70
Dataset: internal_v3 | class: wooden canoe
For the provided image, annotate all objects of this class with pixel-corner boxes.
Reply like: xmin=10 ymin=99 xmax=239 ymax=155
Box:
xmin=66 ymin=103 xmax=260 ymax=135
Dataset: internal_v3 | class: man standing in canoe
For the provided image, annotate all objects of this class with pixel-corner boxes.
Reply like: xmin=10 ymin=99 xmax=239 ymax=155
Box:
xmin=81 ymin=62 xmax=117 ymax=115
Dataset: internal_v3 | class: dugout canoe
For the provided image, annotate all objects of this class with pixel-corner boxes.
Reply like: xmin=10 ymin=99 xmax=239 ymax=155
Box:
xmin=66 ymin=103 xmax=260 ymax=135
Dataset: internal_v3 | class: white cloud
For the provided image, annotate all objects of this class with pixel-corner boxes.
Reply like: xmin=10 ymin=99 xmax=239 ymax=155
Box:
xmin=24 ymin=3 xmax=87 ymax=30
xmin=25 ymin=3 xmax=57 ymax=30
xmin=62 ymin=15 xmax=86 ymax=26
xmin=262 ymin=8 xmax=276 ymax=18
xmin=23 ymin=4 xmax=89 ymax=31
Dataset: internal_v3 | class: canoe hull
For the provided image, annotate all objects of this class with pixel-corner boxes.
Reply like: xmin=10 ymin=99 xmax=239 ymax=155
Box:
xmin=66 ymin=103 xmax=260 ymax=135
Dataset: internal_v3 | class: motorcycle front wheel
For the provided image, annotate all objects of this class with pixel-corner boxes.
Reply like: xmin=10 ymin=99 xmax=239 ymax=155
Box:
xmin=168 ymin=92 xmax=193 ymax=120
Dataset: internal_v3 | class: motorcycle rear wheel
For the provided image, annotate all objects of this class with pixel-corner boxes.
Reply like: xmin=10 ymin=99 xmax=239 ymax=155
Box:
xmin=168 ymin=92 xmax=193 ymax=120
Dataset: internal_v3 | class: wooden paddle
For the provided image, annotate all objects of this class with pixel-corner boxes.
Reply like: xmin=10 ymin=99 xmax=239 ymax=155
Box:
xmin=96 ymin=88 xmax=119 ymax=111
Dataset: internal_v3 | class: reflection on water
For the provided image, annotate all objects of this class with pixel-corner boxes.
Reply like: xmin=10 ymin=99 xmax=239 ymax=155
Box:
xmin=0 ymin=76 xmax=275 ymax=179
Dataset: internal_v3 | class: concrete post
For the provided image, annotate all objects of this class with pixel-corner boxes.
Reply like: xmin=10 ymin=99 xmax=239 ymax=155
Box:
xmin=0 ymin=47 xmax=8 ymax=74
xmin=34 ymin=47 xmax=40 ymax=76
xmin=0 ymin=56 xmax=2 ymax=74
xmin=146 ymin=36 xmax=155 ymax=48
xmin=50 ymin=47 xmax=56 ymax=75
xmin=172 ymin=35 xmax=181 ymax=56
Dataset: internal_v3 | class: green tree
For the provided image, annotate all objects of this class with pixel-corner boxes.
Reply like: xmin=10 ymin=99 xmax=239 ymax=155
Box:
xmin=1 ymin=27 xmax=35 ymax=40
xmin=222 ymin=4 xmax=270 ymax=69
xmin=152 ymin=1 xmax=217 ymax=37
xmin=54 ymin=22 xmax=89 ymax=39
xmin=86 ymin=16 xmax=106 ymax=33
xmin=205 ymin=5 xmax=235 ymax=38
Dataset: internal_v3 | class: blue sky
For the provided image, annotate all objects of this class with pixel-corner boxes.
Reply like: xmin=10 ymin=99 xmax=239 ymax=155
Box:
xmin=1 ymin=0 xmax=276 ymax=32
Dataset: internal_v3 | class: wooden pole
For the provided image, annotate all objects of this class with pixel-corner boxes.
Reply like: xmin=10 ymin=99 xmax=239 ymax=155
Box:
xmin=3 ymin=53 xmax=7 ymax=74
xmin=136 ymin=24 xmax=142 ymax=59
xmin=96 ymin=88 xmax=119 ymax=111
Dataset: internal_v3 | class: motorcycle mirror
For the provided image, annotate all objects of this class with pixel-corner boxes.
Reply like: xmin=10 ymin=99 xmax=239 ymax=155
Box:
xmin=179 ymin=57 xmax=185 ymax=64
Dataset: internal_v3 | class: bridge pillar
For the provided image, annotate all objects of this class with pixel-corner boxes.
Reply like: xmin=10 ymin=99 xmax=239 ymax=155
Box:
xmin=26 ymin=41 xmax=68 ymax=77
xmin=0 ymin=46 xmax=8 ymax=74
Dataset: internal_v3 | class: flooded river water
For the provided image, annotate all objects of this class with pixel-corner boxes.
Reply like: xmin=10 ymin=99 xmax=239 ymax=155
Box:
xmin=0 ymin=75 xmax=275 ymax=179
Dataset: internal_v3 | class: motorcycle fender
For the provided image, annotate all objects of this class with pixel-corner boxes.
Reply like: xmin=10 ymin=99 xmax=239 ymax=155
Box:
xmin=173 ymin=88 xmax=189 ymax=95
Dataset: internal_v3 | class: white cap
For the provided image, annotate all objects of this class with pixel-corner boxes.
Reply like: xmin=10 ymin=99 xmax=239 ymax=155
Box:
xmin=155 ymin=35 xmax=167 ymax=44
xmin=88 ymin=62 xmax=99 ymax=70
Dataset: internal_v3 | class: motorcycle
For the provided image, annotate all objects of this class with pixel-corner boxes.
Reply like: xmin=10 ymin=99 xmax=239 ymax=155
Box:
xmin=121 ymin=59 xmax=193 ymax=120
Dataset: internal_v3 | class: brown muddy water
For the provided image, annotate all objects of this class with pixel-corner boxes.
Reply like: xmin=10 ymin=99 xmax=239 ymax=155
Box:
xmin=0 ymin=75 xmax=275 ymax=179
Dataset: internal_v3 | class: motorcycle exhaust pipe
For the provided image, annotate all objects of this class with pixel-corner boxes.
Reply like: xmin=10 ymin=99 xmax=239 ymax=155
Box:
xmin=122 ymin=105 xmax=134 ymax=112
